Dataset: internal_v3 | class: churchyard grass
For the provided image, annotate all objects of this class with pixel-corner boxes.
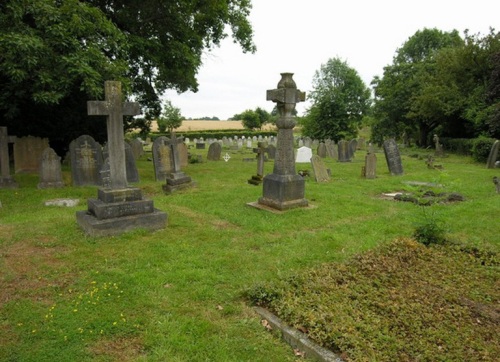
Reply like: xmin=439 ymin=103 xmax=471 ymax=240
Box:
xmin=1 ymin=144 xmax=498 ymax=361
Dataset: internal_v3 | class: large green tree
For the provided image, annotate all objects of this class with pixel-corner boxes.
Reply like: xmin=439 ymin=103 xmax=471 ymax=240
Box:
xmin=301 ymin=57 xmax=371 ymax=141
xmin=0 ymin=0 xmax=255 ymax=153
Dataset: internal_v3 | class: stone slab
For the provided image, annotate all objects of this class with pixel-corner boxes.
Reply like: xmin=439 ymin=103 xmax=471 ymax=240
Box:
xmin=162 ymin=181 xmax=197 ymax=194
xmin=76 ymin=209 xmax=167 ymax=237
xmin=88 ymin=198 xmax=155 ymax=220
xmin=98 ymin=187 xmax=143 ymax=203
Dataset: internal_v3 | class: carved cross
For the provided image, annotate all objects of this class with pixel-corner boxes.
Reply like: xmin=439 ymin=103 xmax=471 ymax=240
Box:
xmin=165 ymin=131 xmax=184 ymax=173
xmin=253 ymin=142 xmax=268 ymax=177
xmin=87 ymin=81 xmax=140 ymax=189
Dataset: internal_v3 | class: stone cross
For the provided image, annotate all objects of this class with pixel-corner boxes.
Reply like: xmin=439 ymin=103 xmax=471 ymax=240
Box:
xmin=87 ymin=81 xmax=140 ymax=189
xmin=165 ymin=131 xmax=184 ymax=173
xmin=0 ymin=127 xmax=17 ymax=187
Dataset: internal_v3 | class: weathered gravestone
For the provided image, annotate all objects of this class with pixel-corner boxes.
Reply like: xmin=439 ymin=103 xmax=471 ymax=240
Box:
xmin=267 ymin=144 xmax=276 ymax=159
xmin=383 ymin=138 xmax=404 ymax=175
xmin=103 ymin=143 xmax=139 ymax=183
xmin=433 ymin=134 xmax=444 ymax=157
xmin=38 ymin=147 xmax=64 ymax=189
xmin=325 ymin=141 xmax=337 ymax=159
xmin=348 ymin=139 xmax=358 ymax=159
xmin=338 ymin=140 xmax=350 ymax=162
xmin=363 ymin=151 xmax=377 ymax=179
xmin=0 ymin=127 xmax=18 ymax=188
xmin=486 ymin=140 xmax=499 ymax=169
xmin=311 ymin=155 xmax=330 ymax=182
xmin=14 ymin=135 xmax=49 ymax=173
xmin=69 ymin=135 xmax=104 ymax=186
xmin=317 ymin=142 xmax=327 ymax=158
xmin=256 ymin=73 xmax=308 ymax=210
xmin=178 ymin=142 xmax=188 ymax=168
xmin=129 ymin=138 xmax=144 ymax=160
xmin=152 ymin=136 xmax=172 ymax=181
xmin=162 ymin=132 xmax=195 ymax=194
xmin=76 ymin=81 xmax=167 ymax=236
xmin=295 ymin=146 xmax=313 ymax=163
xmin=207 ymin=142 xmax=222 ymax=161
xmin=248 ymin=142 xmax=268 ymax=185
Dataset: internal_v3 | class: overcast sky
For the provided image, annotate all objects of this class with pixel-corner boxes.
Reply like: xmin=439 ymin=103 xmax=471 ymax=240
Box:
xmin=163 ymin=0 xmax=500 ymax=120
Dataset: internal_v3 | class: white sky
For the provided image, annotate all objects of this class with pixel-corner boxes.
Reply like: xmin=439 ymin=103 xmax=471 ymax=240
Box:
xmin=163 ymin=0 xmax=500 ymax=120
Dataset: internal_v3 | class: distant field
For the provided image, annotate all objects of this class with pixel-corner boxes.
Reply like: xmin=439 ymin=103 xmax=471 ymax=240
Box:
xmin=151 ymin=120 xmax=277 ymax=132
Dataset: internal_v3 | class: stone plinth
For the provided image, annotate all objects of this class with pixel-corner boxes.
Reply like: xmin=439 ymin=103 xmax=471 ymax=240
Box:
xmin=258 ymin=174 xmax=307 ymax=210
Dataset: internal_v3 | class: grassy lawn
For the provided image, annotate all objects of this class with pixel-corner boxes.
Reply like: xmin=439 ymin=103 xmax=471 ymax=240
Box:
xmin=0 ymin=142 xmax=498 ymax=361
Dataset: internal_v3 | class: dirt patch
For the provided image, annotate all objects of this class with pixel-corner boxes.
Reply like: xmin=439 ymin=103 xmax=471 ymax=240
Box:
xmin=88 ymin=336 xmax=146 ymax=361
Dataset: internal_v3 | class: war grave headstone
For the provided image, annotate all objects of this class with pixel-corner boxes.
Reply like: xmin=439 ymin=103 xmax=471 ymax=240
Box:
xmin=362 ymin=150 xmax=377 ymax=179
xmin=311 ymin=155 xmax=330 ymax=182
xmin=207 ymin=142 xmax=222 ymax=161
xmin=14 ymin=135 xmax=49 ymax=173
xmin=103 ymin=143 xmax=139 ymax=183
xmin=253 ymin=73 xmax=308 ymax=211
xmin=248 ymin=142 xmax=268 ymax=185
xmin=486 ymin=140 xmax=499 ymax=169
xmin=76 ymin=81 xmax=167 ymax=236
xmin=338 ymin=140 xmax=350 ymax=162
xmin=383 ymin=138 xmax=404 ymax=176
xmin=38 ymin=147 xmax=64 ymax=189
xmin=129 ymin=138 xmax=144 ymax=160
xmin=0 ymin=126 xmax=18 ymax=188
xmin=295 ymin=146 xmax=313 ymax=163
xmin=69 ymin=135 xmax=104 ymax=186
xmin=317 ymin=142 xmax=327 ymax=158
xmin=162 ymin=132 xmax=196 ymax=194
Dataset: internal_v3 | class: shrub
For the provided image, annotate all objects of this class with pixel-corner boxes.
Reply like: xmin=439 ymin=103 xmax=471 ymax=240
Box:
xmin=471 ymin=137 xmax=496 ymax=162
xmin=412 ymin=208 xmax=447 ymax=246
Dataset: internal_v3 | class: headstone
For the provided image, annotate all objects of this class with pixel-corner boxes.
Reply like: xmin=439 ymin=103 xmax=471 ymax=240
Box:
xmin=383 ymin=138 xmax=404 ymax=175
xmin=207 ymin=142 xmax=222 ymax=161
xmin=152 ymin=136 xmax=171 ymax=181
xmin=303 ymin=137 xmax=312 ymax=148
xmin=247 ymin=140 xmax=253 ymax=149
xmin=0 ymin=127 xmax=18 ymax=188
xmin=298 ymin=139 xmax=304 ymax=148
xmin=311 ymin=155 xmax=330 ymax=182
xmin=317 ymin=142 xmax=327 ymax=158
xmin=14 ymin=135 xmax=49 ymax=173
xmin=325 ymin=141 xmax=337 ymax=159
xmin=38 ymin=147 xmax=64 ymax=189
xmin=433 ymin=134 xmax=444 ymax=157
xmin=69 ymin=135 xmax=104 ymax=186
xmin=295 ymin=146 xmax=312 ymax=163
xmin=257 ymin=73 xmax=308 ymax=210
xmin=338 ymin=140 xmax=350 ymax=162
xmin=103 ymin=143 xmax=139 ymax=183
xmin=76 ymin=81 xmax=167 ymax=236
xmin=248 ymin=142 xmax=268 ymax=185
xmin=267 ymin=144 xmax=276 ymax=159
xmin=196 ymin=142 xmax=206 ymax=149
xmin=129 ymin=138 xmax=144 ymax=160
xmin=486 ymin=140 xmax=499 ymax=169
xmin=178 ymin=142 xmax=188 ymax=168
xmin=348 ymin=139 xmax=358 ymax=159
xmin=162 ymin=131 xmax=196 ymax=194
xmin=363 ymin=152 xmax=377 ymax=179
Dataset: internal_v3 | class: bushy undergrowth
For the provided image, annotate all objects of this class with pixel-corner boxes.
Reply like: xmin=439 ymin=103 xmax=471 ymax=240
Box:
xmin=247 ymin=238 xmax=499 ymax=362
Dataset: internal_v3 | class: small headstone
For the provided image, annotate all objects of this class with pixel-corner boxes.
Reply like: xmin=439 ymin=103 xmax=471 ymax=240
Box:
xmin=38 ymin=147 xmax=64 ymax=188
xmin=69 ymin=135 xmax=104 ymax=186
xmin=162 ymin=132 xmax=196 ymax=194
xmin=152 ymin=136 xmax=171 ymax=181
xmin=433 ymin=134 xmax=444 ymax=157
xmin=207 ymin=142 xmax=222 ymax=161
xmin=348 ymin=139 xmax=358 ymax=159
xmin=338 ymin=140 xmax=350 ymax=162
xmin=363 ymin=152 xmax=377 ymax=179
xmin=247 ymin=140 xmax=253 ymax=149
xmin=267 ymin=144 xmax=276 ymax=159
xmin=129 ymin=138 xmax=144 ymax=160
xmin=178 ymin=142 xmax=188 ymax=168
xmin=196 ymin=142 xmax=206 ymax=149
xmin=248 ymin=142 xmax=268 ymax=185
xmin=486 ymin=140 xmax=499 ymax=169
xmin=295 ymin=146 xmax=313 ymax=163
xmin=317 ymin=142 xmax=327 ymax=158
xmin=383 ymin=139 xmax=404 ymax=175
xmin=0 ymin=126 xmax=18 ymax=188
xmin=311 ymin=155 xmax=330 ymax=182
xmin=325 ymin=142 xmax=337 ymax=159
xmin=14 ymin=135 xmax=49 ymax=173
xmin=298 ymin=139 xmax=304 ymax=148
xmin=303 ymin=137 xmax=312 ymax=148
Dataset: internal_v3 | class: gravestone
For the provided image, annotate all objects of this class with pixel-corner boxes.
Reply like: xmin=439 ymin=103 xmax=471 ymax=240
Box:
xmin=317 ymin=142 xmax=327 ymax=158
xmin=348 ymin=139 xmax=358 ymax=159
xmin=325 ymin=141 xmax=337 ymax=159
xmin=486 ymin=140 xmax=499 ymax=169
xmin=0 ymin=127 xmax=18 ymax=188
xmin=363 ymin=152 xmax=377 ymax=179
xmin=303 ymin=137 xmax=312 ymax=148
xmin=433 ymin=134 xmax=444 ymax=157
xmin=129 ymin=138 xmax=144 ymax=160
xmin=152 ymin=136 xmax=171 ymax=181
xmin=295 ymin=146 xmax=312 ymax=163
xmin=103 ymin=143 xmax=139 ymax=183
xmin=38 ymin=147 xmax=64 ymax=189
xmin=267 ymin=144 xmax=276 ymax=159
xmin=257 ymin=73 xmax=308 ymax=210
xmin=383 ymin=138 xmax=404 ymax=175
xmin=196 ymin=142 xmax=206 ymax=149
xmin=69 ymin=135 xmax=104 ymax=186
xmin=14 ymin=136 xmax=49 ymax=173
xmin=162 ymin=132 xmax=196 ymax=194
xmin=76 ymin=81 xmax=167 ymax=236
xmin=207 ymin=142 xmax=222 ymax=161
xmin=248 ymin=142 xmax=268 ymax=185
xmin=311 ymin=155 xmax=330 ymax=182
xmin=338 ymin=140 xmax=350 ymax=162
xmin=178 ymin=142 xmax=188 ymax=168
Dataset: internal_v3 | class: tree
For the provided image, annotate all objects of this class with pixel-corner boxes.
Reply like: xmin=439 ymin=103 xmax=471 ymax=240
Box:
xmin=301 ymin=57 xmax=371 ymax=141
xmin=157 ymin=100 xmax=183 ymax=133
xmin=0 ymin=0 xmax=255 ymax=153
xmin=238 ymin=107 xmax=271 ymax=130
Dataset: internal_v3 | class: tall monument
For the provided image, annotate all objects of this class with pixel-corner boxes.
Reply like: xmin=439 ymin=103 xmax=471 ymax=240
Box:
xmin=257 ymin=73 xmax=308 ymax=210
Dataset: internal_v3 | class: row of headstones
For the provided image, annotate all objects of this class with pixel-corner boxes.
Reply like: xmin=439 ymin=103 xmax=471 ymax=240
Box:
xmin=296 ymin=139 xmax=363 ymax=163
xmin=185 ymin=135 xmax=278 ymax=150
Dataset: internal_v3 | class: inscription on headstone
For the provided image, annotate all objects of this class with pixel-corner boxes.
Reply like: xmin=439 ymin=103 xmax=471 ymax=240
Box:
xmin=383 ymin=139 xmax=404 ymax=175
xmin=69 ymin=135 xmax=103 ymax=186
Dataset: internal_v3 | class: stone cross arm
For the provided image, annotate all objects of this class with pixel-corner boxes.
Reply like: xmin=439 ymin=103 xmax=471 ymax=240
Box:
xmin=87 ymin=101 xmax=140 ymax=117
xmin=266 ymin=88 xmax=305 ymax=104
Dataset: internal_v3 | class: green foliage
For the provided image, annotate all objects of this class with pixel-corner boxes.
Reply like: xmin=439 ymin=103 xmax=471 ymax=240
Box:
xmin=157 ymin=100 xmax=183 ymax=133
xmin=412 ymin=208 xmax=447 ymax=245
xmin=235 ymin=107 xmax=271 ymax=130
xmin=302 ymin=57 xmax=371 ymax=141
xmin=471 ymin=137 xmax=497 ymax=162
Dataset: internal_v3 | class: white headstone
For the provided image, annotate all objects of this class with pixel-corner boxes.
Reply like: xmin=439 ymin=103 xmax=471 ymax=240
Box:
xmin=295 ymin=146 xmax=313 ymax=163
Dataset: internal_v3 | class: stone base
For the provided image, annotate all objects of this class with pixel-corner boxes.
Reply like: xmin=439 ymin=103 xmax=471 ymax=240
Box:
xmin=248 ymin=175 xmax=263 ymax=185
xmin=258 ymin=173 xmax=308 ymax=211
xmin=88 ymin=198 xmax=155 ymax=219
xmin=76 ymin=209 xmax=167 ymax=237
xmin=163 ymin=181 xmax=196 ymax=194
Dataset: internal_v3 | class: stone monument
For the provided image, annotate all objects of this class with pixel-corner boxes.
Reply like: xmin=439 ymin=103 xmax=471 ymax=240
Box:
xmin=0 ymin=127 xmax=18 ymax=188
xmin=257 ymin=73 xmax=308 ymax=210
xmin=76 ymin=81 xmax=167 ymax=236
xmin=383 ymin=138 xmax=404 ymax=176
xmin=248 ymin=142 xmax=268 ymax=185
xmin=38 ymin=147 xmax=64 ymax=189
xmin=162 ymin=131 xmax=195 ymax=194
